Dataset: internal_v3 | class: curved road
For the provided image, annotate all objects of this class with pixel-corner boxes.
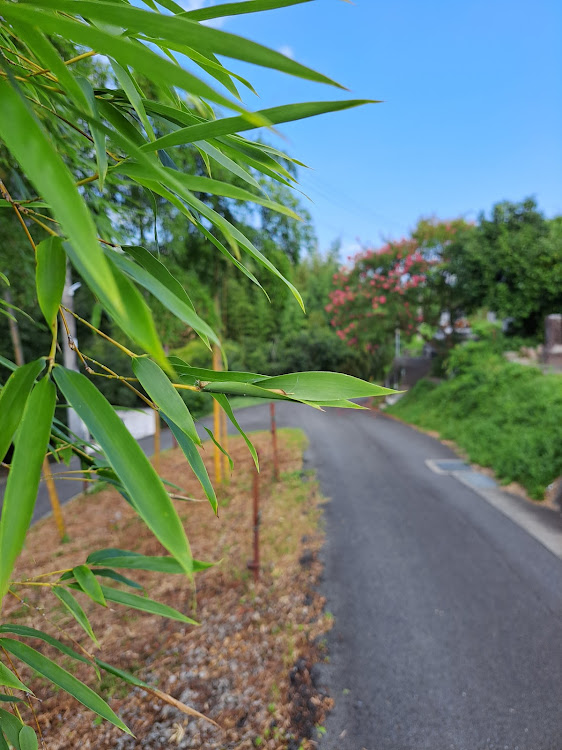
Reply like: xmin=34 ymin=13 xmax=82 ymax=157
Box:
xmin=5 ymin=402 xmax=562 ymax=749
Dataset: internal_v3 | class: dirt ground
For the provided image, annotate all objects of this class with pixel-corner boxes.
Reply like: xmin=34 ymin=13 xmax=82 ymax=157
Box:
xmin=4 ymin=428 xmax=333 ymax=749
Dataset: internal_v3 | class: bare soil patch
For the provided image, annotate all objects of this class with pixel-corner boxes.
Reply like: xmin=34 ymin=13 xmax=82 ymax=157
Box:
xmin=5 ymin=429 xmax=332 ymax=749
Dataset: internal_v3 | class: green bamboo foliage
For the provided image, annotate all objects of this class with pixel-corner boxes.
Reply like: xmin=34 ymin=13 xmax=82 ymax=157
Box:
xmin=0 ymin=0 xmax=386 ymax=740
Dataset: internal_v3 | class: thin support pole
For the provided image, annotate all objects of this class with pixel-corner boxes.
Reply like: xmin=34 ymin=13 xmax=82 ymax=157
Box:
xmin=154 ymin=411 xmax=161 ymax=474
xmin=270 ymin=402 xmax=280 ymax=482
xmin=42 ymin=458 xmax=66 ymax=541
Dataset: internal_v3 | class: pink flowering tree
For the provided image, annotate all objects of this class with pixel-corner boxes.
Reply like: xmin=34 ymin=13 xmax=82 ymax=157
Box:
xmin=327 ymin=219 xmax=472 ymax=375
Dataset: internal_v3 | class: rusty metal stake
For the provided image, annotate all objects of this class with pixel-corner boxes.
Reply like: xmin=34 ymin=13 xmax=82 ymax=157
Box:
xmin=247 ymin=459 xmax=260 ymax=583
xmin=270 ymin=402 xmax=279 ymax=482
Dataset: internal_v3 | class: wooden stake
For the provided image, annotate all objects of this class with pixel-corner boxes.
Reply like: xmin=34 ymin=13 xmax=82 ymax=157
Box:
xmin=42 ymin=458 xmax=66 ymax=541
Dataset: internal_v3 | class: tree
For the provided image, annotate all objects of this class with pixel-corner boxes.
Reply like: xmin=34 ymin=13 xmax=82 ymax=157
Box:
xmin=0 ymin=0 xmax=389 ymax=742
xmin=447 ymin=199 xmax=562 ymax=337
xmin=328 ymin=219 xmax=470 ymax=377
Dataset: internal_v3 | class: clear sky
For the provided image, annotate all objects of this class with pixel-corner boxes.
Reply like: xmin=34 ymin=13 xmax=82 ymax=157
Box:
xmin=189 ymin=0 xmax=562 ymax=256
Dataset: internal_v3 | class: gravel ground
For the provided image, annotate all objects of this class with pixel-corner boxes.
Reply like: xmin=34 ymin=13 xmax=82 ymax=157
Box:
xmin=4 ymin=429 xmax=332 ymax=749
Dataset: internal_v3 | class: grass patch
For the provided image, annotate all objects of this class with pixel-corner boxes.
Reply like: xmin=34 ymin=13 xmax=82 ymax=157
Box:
xmin=388 ymin=345 xmax=562 ymax=499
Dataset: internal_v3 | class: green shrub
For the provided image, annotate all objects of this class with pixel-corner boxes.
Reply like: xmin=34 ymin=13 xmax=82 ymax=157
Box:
xmin=389 ymin=349 xmax=562 ymax=499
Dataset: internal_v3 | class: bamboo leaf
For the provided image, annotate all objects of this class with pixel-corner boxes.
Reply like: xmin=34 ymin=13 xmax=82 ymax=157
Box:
xmin=0 ymin=694 xmax=26 ymax=704
xmin=0 ymin=640 xmax=132 ymax=735
xmin=13 ymin=22 xmax=89 ymax=111
xmin=86 ymin=549 xmax=213 ymax=574
xmin=110 ymin=60 xmax=155 ymax=142
xmin=169 ymin=359 xmax=264 ymax=384
xmin=0 ymin=358 xmax=45 ymax=463
xmin=92 ymin=585 xmax=198 ymax=624
xmin=36 ymin=237 xmax=66 ymax=328
xmin=142 ymin=100 xmax=374 ymax=152
xmin=0 ymin=708 xmax=23 ymax=749
xmin=203 ymin=426 xmax=233 ymax=471
xmin=0 ymin=376 xmax=55 ymax=599
xmin=52 ymin=586 xmax=98 ymax=645
xmin=52 ymin=367 xmax=193 ymax=576
xmin=106 ymin=247 xmax=219 ymax=347
xmin=211 ymin=393 xmax=259 ymax=470
xmin=72 ymin=566 xmax=107 ymax=607
xmin=0 ymin=5 xmax=252 ymax=116
xmin=0 ymin=625 xmax=92 ymax=667
xmin=162 ymin=416 xmax=218 ymax=515
xmin=0 ymin=80 xmax=165 ymax=365
xmin=18 ymin=726 xmax=38 ymax=750
xmin=0 ymin=80 xmax=121 ymax=323
xmin=20 ymin=1 xmax=343 ymax=89
xmin=252 ymin=371 xmax=397 ymax=401
xmin=117 ymin=163 xmax=301 ymax=219
xmin=0 ymin=663 xmax=31 ymax=694
xmin=76 ymin=77 xmax=108 ymax=188
xmin=184 ymin=0 xmax=312 ymax=21
xmin=89 ymin=569 xmax=143 ymax=590
xmin=132 ymin=357 xmax=201 ymax=445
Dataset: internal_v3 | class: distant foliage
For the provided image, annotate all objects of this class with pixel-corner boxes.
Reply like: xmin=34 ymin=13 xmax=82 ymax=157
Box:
xmin=389 ymin=345 xmax=562 ymax=499
xmin=327 ymin=220 xmax=469 ymax=376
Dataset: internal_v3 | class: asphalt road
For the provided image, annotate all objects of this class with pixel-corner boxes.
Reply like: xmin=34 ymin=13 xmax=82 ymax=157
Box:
xmin=4 ymin=402 xmax=562 ymax=748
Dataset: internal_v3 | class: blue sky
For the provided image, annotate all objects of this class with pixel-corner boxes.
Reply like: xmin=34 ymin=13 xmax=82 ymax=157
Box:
xmin=189 ymin=0 xmax=562 ymax=256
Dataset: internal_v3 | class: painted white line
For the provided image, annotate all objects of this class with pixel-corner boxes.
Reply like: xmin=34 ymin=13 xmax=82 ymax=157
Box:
xmin=425 ymin=459 xmax=562 ymax=561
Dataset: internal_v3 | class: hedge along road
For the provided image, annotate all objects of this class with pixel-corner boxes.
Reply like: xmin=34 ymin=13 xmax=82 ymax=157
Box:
xmin=3 ymin=402 xmax=562 ymax=748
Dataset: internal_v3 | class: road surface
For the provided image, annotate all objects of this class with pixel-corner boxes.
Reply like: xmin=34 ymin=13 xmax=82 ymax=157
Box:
xmin=3 ymin=402 xmax=562 ymax=749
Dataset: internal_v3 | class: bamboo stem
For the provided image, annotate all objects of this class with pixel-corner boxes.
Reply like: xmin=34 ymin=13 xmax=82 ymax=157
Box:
xmin=42 ymin=458 xmax=66 ymax=541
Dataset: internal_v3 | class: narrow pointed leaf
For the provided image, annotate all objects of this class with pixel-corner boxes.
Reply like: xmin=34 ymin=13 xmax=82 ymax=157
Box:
xmin=92 ymin=585 xmax=198 ymax=624
xmin=211 ymin=394 xmax=258 ymax=470
xmin=170 ymin=359 xmax=264 ymax=384
xmin=203 ymin=426 xmax=233 ymax=471
xmin=36 ymin=237 xmax=66 ymax=328
xmin=132 ymin=358 xmax=200 ymax=445
xmin=76 ymin=78 xmax=108 ymax=188
xmin=0 ymin=80 xmax=121 ymax=321
xmin=0 ymin=376 xmax=55 ymax=599
xmin=0 ymin=358 xmax=45 ymax=463
xmin=162 ymin=416 xmax=218 ymax=515
xmin=0 ymin=695 xmax=26 ymax=705
xmin=0 ymin=640 xmax=132 ymax=735
xmin=72 ymin=566 xmax=107 ymax=607
xmin=89 ymin=569 xmax=143 ymax=590
xmin=106 ymin=247 xmax=219 ymax=347
xmin=252 ymin=372 xmax=397 ymax=401
xmin=52 ymin=586 xmax=98 ymax=645
xmin=0 ymin=5 xmax=250 ymax=116
xmin=111 ymin=60 xmax=155 ymax=141
xmin=52 ymin=367 xmax=193 ymax=576
xmin=20 ymin=1 xmax=343 ymax=89
xmin=86 ymin=549 xmax=213 ymax=574
xmin=0 ymin=663 xmax=31 ymax=694
xmin=142 ymin=100 xmax=374 ymax=152
xmin=0 ymin=625 xmax=92 ymax=667
xmin=184 ymin=0 xmax=312 ymax=21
